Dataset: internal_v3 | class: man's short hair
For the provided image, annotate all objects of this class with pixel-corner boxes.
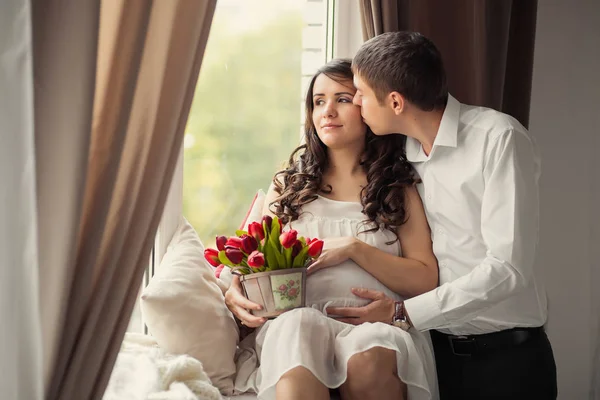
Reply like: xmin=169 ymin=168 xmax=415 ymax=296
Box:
xmin=352 ymin=31 xmax=448 ymax=111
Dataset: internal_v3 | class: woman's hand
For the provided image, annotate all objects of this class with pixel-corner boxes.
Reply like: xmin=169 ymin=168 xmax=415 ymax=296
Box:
xmin=306 ymin=236 xmax=358 ymax=276
xmin=326 ymin=288 xmax=396 ymax=325
xmin=224 ymin=275 xmax=267 ymax=328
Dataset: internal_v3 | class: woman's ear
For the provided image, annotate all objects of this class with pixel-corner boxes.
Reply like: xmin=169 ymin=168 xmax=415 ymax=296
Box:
xmin=388 ymin=92 xmax=405 ymax=115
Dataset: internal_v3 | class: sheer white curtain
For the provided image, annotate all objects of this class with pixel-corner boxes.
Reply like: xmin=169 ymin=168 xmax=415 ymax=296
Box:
xmin=0 ymin=0 xmax=44 ymax=398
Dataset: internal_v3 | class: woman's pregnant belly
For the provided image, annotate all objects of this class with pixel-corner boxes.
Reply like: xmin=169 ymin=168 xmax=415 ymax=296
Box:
xmin=305 ymin=260 xmax=403 ymax=313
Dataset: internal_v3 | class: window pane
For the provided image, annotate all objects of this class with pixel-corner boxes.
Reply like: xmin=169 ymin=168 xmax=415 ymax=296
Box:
xmin=183 ymin=0 xmax=327 ymax=247
xmin=127 ymin=254 xmax=151 ymax=333
xmin=126 ymin=284 xmax=144 ymax=333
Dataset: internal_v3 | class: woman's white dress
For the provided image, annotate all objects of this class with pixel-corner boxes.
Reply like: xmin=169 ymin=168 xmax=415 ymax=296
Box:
xmin=231 ymin=196 xmax=439 ymax=399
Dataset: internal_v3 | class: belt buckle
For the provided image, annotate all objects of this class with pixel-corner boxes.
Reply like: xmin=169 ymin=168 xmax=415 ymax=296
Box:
xmin=448 ymin=335 xmax=477 ymax=356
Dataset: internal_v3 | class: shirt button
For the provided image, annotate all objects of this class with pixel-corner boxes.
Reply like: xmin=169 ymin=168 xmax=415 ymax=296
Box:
xmin=440 ymin=262 xmax=447 ymax=268
xmin=427 ymin=195 xmax=432 ymax=200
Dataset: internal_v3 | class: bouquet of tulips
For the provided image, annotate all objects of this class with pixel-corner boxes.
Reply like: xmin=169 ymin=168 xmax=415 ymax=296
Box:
xmin=204 ymin=215 xmax=324 ymax=275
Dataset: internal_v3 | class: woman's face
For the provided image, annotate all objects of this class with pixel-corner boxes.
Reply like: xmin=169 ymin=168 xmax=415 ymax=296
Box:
xmin=311 ymin=73 xmax=367 ymax=150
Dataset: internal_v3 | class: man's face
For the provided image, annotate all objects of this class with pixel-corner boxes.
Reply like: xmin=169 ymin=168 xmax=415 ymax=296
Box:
xmin=352 ymin=74 xmax=395 ymax=135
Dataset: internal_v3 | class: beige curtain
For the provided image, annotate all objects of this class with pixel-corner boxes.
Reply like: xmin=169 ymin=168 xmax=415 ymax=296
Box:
xmin=359 ymin=0 xmax=538 ymax=128
xmin=32 ymin=1 xmax=217 ymax=399
xmin=32 ymin=1 xmax=101 ymax=390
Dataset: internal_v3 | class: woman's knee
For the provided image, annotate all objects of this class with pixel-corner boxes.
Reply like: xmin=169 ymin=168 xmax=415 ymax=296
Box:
xmin=279 ymin=365 xmax=315 ymax=382
xmin=344 ymin=347 xmax=398 ymax=394
xmin=276 ymin=366 xmax=329 ymax=400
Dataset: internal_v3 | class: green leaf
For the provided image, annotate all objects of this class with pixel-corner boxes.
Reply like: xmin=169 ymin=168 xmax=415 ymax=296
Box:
xmin=263 ymin=222 xmax=270 ymax=245
xmin=236 ymin=267 xmax=251 ymax=275
xmin=269 ymin=218 xmax=281 ymax=251
xmin=263 ymin=240 xmax=279 ymax=270
xmin=284 ymin=246 xmax=293 ymax=268
xmin=235 ymin=230 xmax=248 ymax=237
xmin=274 ymin=250 xmax=286 ymax=268
xmin=218 ymin=250 xmax=231 ymax=266
xmin=292 ymin=246 xmax=310 ymax=268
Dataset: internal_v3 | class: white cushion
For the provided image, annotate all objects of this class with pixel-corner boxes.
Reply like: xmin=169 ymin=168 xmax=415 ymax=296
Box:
xmin=140 ymin=217 xmax=239 ymax=395
xmin=240 ymin=189 xmax=266 ymax=231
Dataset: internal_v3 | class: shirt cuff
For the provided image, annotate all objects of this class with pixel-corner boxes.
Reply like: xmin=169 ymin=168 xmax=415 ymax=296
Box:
xmin=404 ymin=288 xmax=448 ymax=331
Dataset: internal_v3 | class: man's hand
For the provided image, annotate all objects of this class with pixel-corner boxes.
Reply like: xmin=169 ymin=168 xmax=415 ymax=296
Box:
xmin=224 ymin=275 xmax=267 ymax=328
xmin=307 ymin=237 xmax=358 ymax=276
xmin=325 ymin=288 xmax=396 ymax=325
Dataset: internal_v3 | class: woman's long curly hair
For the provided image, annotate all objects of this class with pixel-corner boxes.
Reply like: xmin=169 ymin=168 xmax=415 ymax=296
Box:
xmin=270 ymin=59 xmax=416 ymax=241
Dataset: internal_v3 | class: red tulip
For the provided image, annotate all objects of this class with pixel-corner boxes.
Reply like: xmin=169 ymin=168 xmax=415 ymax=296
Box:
xmin=247 ymin=250 xmax=265 ymax=268
xmin=214 ymin=264 xmax=225 ymax=279
xmin=262 ymin=215 xmax=273 ymax=231
xmin=292 ymin=240 xmax=303 ymax=257
xmin=248 ymin=222 xmax=265 ymax=241
xmin=216 ymin=236 xmax=227 ymax=251
xmin=241 ymin=235 xmax=258 ymax=254
xmin=307 ymin=239 xmax=324 ymax=257
xmin=280 ymin=230 xmax=298 ymax=249
xmin=204 ymin=248 xmax=220 ymax=267
xmin=225 ymin=236 xmax=243 ymax=249
xmin=225 ymin=248 xmax=244 ymax=264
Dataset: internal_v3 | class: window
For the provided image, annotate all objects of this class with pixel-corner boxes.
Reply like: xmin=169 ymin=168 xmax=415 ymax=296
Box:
xmin=127 ymin=0 xmax=363 ymax=333
xmin=182 ymin=0 xmax=331 ymax=248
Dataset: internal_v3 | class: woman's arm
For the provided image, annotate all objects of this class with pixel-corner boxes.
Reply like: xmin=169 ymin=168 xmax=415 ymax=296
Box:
xmin=349 ymin=185 xmax=438 ymax=298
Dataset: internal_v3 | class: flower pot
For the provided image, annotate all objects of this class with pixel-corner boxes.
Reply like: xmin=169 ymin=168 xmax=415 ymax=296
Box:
xmin=239 ymin=268 xmax=307 ymax=318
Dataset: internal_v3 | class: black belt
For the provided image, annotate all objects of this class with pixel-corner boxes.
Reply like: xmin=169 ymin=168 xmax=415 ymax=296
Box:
xmin=432 ymin=327 xmax=544 ymax=357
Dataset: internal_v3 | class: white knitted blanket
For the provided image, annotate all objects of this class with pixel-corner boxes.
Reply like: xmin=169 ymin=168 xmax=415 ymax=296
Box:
xmin=103 ymin=333 xmax=222 ymax=400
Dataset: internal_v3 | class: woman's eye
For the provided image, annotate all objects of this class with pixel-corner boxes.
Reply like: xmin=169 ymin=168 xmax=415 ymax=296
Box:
xmin=314 ymin=99 xmax=324 ymax=106
xmin=339 ymin=98 xmax=351 ymax=103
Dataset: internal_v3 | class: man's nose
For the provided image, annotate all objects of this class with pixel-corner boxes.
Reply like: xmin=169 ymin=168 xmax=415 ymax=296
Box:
xmin=352 ymin=93 xmax=361 ymax=106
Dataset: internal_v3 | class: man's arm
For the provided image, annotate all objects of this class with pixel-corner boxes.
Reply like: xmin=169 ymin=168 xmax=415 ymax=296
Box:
xmin=404 ymin=127 xmax=541 ymax=331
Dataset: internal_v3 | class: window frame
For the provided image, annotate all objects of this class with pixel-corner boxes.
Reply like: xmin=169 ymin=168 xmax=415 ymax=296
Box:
xmin=133 ymin=0 xmax=364 ymax=333
xmin=157 ymin=0 xmax=364 ymax=264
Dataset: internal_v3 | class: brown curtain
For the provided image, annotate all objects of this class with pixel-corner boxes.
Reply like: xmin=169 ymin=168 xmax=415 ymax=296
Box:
xmin=32 ymin=1 xmax=217 ymax=399
xmin=359 ymin=0 xmax=538 ymax=128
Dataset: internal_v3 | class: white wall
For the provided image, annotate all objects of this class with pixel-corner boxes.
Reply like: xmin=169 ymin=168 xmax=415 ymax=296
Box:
xmin=529 ymin=1 xmax=600 ymax=399
xmin=332 ymin=0 xmax=363 ymax=59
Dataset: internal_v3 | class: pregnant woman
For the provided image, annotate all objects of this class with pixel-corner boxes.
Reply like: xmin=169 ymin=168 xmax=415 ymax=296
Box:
xmin=223 ymin=59 xmax=439 ymax=400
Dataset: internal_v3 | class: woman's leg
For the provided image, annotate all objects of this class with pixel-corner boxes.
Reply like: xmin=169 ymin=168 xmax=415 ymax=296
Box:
xmin=276 ymin=366 xmax=330 ymax=400
xmin=257 ymin=308 xmax=339 ymax=399
xmin=340 ymin=347 xmax=407 ymax=400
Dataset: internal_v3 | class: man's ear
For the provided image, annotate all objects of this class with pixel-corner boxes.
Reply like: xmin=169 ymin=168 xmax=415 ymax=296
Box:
xmin=388 ymin=91 xmax=405 ymax=115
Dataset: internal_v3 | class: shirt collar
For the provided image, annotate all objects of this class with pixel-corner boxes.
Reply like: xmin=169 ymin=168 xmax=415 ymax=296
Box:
xmin=406 ymin=94 xmax=460 ymax=162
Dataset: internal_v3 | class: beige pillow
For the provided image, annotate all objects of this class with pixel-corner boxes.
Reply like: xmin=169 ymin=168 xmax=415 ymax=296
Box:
xmin=140 ymin=217 xmax=239 ymax=395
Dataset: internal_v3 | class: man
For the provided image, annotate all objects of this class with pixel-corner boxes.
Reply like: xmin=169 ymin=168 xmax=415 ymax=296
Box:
xmin=341 ymin=31 xmax=557 ymax=399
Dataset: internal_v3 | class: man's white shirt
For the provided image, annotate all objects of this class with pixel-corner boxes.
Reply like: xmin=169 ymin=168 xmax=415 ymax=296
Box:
xmin=403 ymin=94 xmax=548 ymax=335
